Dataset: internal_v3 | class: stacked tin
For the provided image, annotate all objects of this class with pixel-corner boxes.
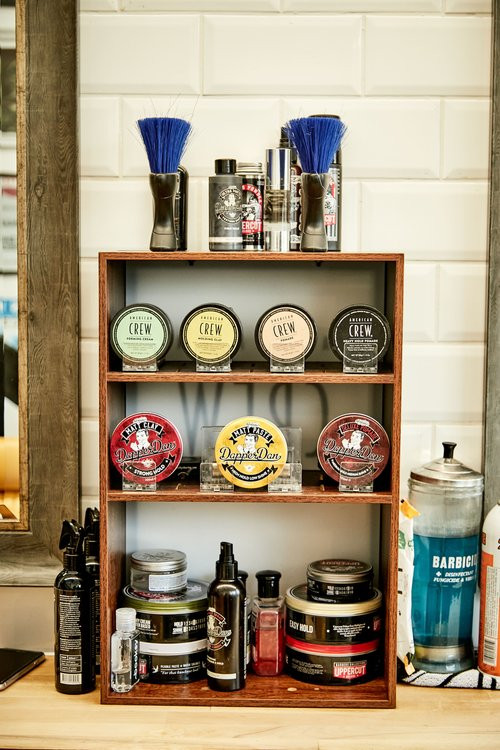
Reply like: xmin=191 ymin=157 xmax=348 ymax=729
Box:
xmin=285 ymin=559 xmax=383 ymax=686
xmin=124 ymin=549 xmax=207 ymax=684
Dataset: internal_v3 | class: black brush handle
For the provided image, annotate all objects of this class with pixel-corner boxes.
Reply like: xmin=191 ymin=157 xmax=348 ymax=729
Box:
xmin=300 ymin=173 xmax=329 ymax=252
xmin=149 ymin=173 xmax=179 ymax=251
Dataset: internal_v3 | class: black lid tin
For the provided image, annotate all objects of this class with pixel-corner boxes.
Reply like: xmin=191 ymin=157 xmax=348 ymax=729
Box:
xmin=328 ymin=305 xmax=391 ymax=363
xmin=307 ymin=559 xmax=374 ymax=603
xmin=180 ymin=303 xmax=242 ymax=365
xmin=255 ymin=304 xmax=316 ymax=365
xmin=110 ymin=303 xmax=173 ymax=365
xmin=215 ymin=158 xmax=237 ymax=175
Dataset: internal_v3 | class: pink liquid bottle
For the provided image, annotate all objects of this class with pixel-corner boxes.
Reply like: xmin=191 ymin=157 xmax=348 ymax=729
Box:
xmin=251 ymin=570 xmax=285 ymax=676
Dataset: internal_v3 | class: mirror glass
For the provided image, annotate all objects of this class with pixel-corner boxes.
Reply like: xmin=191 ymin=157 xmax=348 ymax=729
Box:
xmin=0 ymin=1 xmax=23 ymax=527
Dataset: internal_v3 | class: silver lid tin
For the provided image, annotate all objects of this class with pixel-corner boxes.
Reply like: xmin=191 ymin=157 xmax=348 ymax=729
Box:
xmin=409 ymin=442 xmax=483 ymax=489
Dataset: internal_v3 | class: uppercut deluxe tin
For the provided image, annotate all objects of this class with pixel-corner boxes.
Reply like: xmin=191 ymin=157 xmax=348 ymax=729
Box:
xmin=110 ymin=413 xmax=183 ymax=485
xmin=110 ymin=303 xmax=173 ymax=367
xmin=317 ymin=413 xmax=390 ymax=485
xmin=123 ymin=581 xmax=208 ymax=684
xmin=285 ymin=584 xmax=383 ymax=686
xmin=214 ymin=416 xmax=288 ymax=489
xmin=180 ymin=304 xmax=241 ymax=366
xmin=307 ymin=559 xmax=374 ymax=604
xmin=328 ymin=305 xmax=391 ymax=365
xmin=255 ymin=304 xmax=316 ymax=365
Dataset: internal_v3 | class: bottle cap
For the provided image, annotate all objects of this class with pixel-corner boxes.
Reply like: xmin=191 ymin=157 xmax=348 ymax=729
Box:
xmin=266 ymin=149 xmax=291 ymax=190
xmin=409 ymin=442 xmax=483 ymax=489
xmin=116 ymin=607 xmax=136 ymax=632
xmin=238 ymin=569 xmax=249 ymax=589
xmin=236 ymin=162 xmax=263 ymax=174
xmin=256 ymin=569 xmax=281 ymax=598
xmin=215 ymin=158 xmax=237 ymax=175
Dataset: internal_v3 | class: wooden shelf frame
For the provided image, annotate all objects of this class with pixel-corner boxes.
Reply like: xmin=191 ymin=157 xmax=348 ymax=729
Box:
xmin=99 ymin=250 xmax=403 ymax=709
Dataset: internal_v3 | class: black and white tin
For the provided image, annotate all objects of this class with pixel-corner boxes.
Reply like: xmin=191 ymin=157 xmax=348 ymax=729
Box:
xmin=328 ymin=305 xmax=391 ymax=365
xmin=307 ymin=559 xmax=374 ymax=604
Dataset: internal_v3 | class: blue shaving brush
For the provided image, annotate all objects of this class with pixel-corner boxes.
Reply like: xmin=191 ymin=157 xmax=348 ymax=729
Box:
xmin=137 ymin=116 xmax=192 ymax=251
xmin=286 ymin=117 xmax=346 ymax=252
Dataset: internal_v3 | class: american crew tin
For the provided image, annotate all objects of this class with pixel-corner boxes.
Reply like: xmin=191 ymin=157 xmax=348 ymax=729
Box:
xmin=110 ymin=413 xmax=183 ymax=485
xmin=328 ymin=305 xmax=391 ymax=365
xmin=307 ymin=559 xmax=374 ymax=603
xmin=317 ymin=413 xmax=390 ymax=484
xmin=130 ymin=549 xmax=187 ymax=594
xmin=237 ymin=162 xmax=265 ymax=250
xmin=123 ymin=581 xmax=208 ymax=684
xmin=180 ymin=304 xmax=241 ymax=365
xmin=110 ymin=303 xmax=173 ymax=366
xmin=285 ymin=584 xmax=383 ymax=685
xmin=215 ymin=416 xmax=288 ymax=489
xmin=255 ymin=305 xmax=316 ymax=365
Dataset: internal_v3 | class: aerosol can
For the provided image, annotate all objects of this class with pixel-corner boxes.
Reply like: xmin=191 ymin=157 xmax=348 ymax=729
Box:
xmin=478 ymin=501 xmax=500 ymax=677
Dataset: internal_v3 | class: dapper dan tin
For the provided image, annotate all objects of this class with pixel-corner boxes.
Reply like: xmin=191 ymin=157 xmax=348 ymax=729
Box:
xmin=317 ymin=413 xmax=390 ymax=485
xmin=110 ymin=413 xmax=183 ymax=485
xmin=215 ymin=416 xmax=287 ymax=489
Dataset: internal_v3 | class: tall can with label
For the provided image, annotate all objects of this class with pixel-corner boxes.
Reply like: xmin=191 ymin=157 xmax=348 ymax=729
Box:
xmin=206 ymin=542 xmax=246 ymax=691
xmin=409 ymin=442 xmax=483 ymax=673
xmin=209 ymin=159 xmax=242 ymax=251
xmin=237 ymin=162 xmax=264 ymax=250
xmin=478 ymin=501 xmax=500 ymax=677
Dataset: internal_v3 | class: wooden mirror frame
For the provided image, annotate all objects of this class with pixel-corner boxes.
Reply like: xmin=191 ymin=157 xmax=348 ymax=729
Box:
xmin=0 ymin=0 xmax=79 ymax=584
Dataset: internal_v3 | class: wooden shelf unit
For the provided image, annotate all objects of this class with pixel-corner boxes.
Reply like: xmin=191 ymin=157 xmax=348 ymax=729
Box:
xmin=99 ymin=250 xmax=404 ymax=709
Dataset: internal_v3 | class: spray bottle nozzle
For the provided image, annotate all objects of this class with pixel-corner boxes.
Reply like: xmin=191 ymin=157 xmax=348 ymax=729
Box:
xmin=216 ymin=541 xmax=238 ymax=580
xmin=59 ymin=520 xmax=85 ymax=569
xmin=219 ymin=541 xmax=234 ymax=563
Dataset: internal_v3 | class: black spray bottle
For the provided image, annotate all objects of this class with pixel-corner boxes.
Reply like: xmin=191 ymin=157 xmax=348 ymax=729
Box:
xmin=207 ymin=542 xmax=246 ymax=691
xmin=84 ymin=507 xmax=100 ymax=675
xmin=54 ymin=520 xmax=95 ymax=694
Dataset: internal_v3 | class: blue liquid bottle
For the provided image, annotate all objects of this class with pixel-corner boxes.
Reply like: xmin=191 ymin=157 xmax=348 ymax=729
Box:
xmin=409 ymin=442 xmax=483 ymax=673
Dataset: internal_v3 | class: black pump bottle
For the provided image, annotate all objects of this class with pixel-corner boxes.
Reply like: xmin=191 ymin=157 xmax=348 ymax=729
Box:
xmin=207 ymin=542 xmax=246 ymax=692
xmin=84 ymin=507 xmax=100 ymax=675
xmin=54 ymin=519 xmax=95 ymax=694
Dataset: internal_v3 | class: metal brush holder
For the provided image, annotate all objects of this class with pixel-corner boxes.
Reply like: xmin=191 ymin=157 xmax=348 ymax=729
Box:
xmin=300 ymin=173 xmax=329 ymax=252
xmin=149 ymin=172 xmax=179 ymax=251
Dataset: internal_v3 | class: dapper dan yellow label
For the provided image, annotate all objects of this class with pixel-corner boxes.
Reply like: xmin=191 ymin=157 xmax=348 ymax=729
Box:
xmin=215 ymin=416 xmax=287 ymax=490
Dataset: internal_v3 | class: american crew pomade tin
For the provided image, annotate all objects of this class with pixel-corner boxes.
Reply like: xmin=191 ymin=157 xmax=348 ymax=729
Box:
xmin=286 ymin=584 xmax=383 ymax=685
xmin=110 ymin=303 xmax=173 ymax=366
xmin=255 ymin=305 xmax=316 ymax=365
xmin=328 ymin=305 xmax=391 ymax=365
xmin=180 ymin=304 xmax=241 ymax=365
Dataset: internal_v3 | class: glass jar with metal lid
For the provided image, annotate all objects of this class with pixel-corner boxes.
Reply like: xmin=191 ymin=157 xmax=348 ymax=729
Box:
xmin=307 ymin=559 xmax=374 ymax=603
xmin=130 ymin=549 xmax=187 ymax=594
xmin=409 ymin=441 xmax=484 ymax=674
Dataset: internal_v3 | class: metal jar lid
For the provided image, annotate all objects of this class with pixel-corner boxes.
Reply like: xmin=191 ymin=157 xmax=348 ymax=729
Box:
xmin=286 ymin=584 xmax=382 ymax=616
xmin=307 ymin=559 xmax=373 ymax=585
xmin=123 ymin=581 xmax=208 ymax=614
xmin=409 ymin=442 xmax=483 ymax=489
xmin=130 ymin=549 xmax=187 ymax=573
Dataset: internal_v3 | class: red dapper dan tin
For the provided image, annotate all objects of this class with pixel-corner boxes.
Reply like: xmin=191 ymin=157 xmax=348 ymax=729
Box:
xmin=317 ymin=413 xmax=390 ymax=484
xmin=110 ymin=413 xmax=183 ymax=485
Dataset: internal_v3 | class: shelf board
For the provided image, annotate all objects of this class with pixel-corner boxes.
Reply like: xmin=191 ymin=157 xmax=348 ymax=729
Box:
xmin=101 ymin=673 xmax=392 ymax=709
xmin=100 ymin=251 xmax=403 ymax=264
xmin=106 ymin=471 xmax=393 ymax=504
xmin=107 ymin=361 xmax=395 ymax=385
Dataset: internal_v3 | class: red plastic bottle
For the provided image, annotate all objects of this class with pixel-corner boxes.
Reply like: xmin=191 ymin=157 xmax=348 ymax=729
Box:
xmin=251 ymin=570 xmax=285 ymax=676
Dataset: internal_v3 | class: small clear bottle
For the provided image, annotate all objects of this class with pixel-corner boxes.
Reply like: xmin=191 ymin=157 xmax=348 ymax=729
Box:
xmin=264 ymin=149 xmax=291 ymax=252
xmin=110 ymin=607 xmax=140 ymax=693
xmin=251 ymin=570 xmax=285 ymax=676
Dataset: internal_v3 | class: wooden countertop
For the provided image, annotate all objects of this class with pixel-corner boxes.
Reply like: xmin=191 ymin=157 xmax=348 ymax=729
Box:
xmin=0 ymin=658 xmax=498 ymax=750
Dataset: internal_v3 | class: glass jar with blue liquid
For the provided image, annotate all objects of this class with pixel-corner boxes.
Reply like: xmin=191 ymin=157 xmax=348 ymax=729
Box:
xmin=409 ymin=442 xmax=483 ymax=673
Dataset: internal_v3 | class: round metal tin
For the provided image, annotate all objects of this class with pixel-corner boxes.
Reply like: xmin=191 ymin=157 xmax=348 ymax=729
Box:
xmin=328 ymin=305 xmax=391 ymax=363
xmin=255 ymin=304 xmax=316 ymax=364
xmin=286 ymin=584 xmax=382 ymax=618
xmin=130 ymin=549 xmax=187 ymax=594
xmin=110 ymin=413 xmax=183 ymax=485
xmin=123 ymin=581 xmax=208 ymax=614
xmin=180 ymin=304 xmax=241 ymax=365
xmin=110 ymin=303 xmax=172 ymax=365
xmin=317 ymin=413 xmax=390 ymax=484
xmin=307 ymin=559 xmax=374 ymax=603
xmin=214 ymin=416 xmax=287 ymax=489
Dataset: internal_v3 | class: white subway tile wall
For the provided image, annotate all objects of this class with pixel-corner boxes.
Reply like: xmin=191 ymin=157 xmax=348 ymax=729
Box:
xmin=79 ymin=4 xmax=491 ymax=509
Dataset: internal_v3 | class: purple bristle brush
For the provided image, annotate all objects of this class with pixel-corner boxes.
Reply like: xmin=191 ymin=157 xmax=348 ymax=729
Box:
xmin=286 ymin=116 xmax=346 ymax=252
xmin=137 ymin=116 xmax=192 ymax=251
